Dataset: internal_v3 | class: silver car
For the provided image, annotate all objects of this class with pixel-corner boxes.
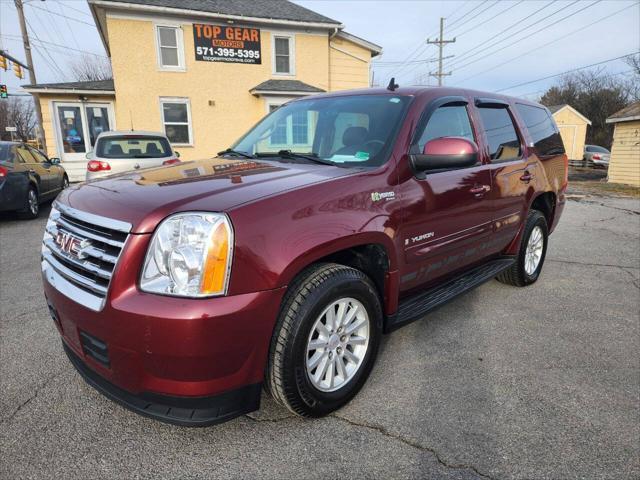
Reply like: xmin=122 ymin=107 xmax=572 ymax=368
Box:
xmin=85 ymin=131 xmax=179 ymax=180
xmin=583 ymin=145 xmax=610 ymax=168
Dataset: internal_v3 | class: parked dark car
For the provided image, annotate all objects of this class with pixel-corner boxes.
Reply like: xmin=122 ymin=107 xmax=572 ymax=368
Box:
xmin=0 ymin=141 xmax=68 ymax=219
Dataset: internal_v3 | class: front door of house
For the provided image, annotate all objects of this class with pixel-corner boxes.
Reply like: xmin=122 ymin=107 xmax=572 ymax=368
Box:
xmin=54 ymin=102 xmax=114 ymax=181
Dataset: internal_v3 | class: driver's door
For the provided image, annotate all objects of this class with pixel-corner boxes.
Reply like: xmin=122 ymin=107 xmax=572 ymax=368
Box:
xmin=398 ymin=99 xmax=494 ymax=293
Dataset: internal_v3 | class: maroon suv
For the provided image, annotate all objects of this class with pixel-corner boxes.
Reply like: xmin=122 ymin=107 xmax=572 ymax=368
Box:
xmin=42 ymin=87 xmax=567 ymax=425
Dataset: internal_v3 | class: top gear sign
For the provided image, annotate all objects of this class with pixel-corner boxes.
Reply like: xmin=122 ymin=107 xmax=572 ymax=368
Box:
xmin=193 ymin=24 xmax=262 ymax=64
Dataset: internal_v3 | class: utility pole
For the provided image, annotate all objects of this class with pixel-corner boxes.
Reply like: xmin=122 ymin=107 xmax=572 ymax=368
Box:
xmin=14 ymin=0 xmax=47 ymax=150
xmin=427 ymin=17 xmax=456 ymax=86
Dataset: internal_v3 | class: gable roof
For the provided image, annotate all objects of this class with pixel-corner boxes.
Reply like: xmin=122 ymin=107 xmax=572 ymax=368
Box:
xmin=22 ymin=79 xmax=115 ymax=94
xmin=606 ymin=101 xmax=640 ymax=124
xmin=547 ymin=104 xmax=592 ymax=125
xmin=250 ymin=79 xmax=325 ymax=96
xmin=89 ymin=0 xmax=341 ymax=26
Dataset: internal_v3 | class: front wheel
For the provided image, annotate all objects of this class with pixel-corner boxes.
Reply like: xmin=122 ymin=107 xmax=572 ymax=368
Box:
xmin=267 ymin=263 xmax=382 ymax=417
xmin=19 ymin=186 xmax=39 ymax=219
xmin=496 ymin=210 xmax=548 ymax=287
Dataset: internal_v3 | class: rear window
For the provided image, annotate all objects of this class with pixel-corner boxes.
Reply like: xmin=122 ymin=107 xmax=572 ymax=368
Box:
xmin=96 ymin=136 xmax=172 ymax=159
xmin=586 ymin=145 xmax=609 ymax=153
xmin=477 ymin=107 xmax=521 ymax=161
xmin=0 ymin=143 xmax=15 ymax=163
xmin=515 ymin=104 xmax=565 ymax=157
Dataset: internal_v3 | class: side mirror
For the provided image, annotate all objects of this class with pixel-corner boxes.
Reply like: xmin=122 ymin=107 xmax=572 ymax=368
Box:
xmin=49 ymin=157 xmax=61 ymax=165
xmin=174 ymin=150 xmax=181 ymax=158
xmin=412 ymin=137 xmax=478 ymax=172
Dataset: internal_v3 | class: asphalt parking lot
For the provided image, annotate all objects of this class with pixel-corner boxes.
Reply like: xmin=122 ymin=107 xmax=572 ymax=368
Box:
xmin=1 ymin=195 xmax=639 ymax=479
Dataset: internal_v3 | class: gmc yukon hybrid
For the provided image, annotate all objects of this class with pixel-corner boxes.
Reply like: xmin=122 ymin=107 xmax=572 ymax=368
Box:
xmin=42 ymin=87 xmax=567 ymax=425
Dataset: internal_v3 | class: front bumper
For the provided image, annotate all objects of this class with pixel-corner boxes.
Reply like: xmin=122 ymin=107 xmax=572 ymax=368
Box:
xmin=44 ymin=271 xmax=286 ymax=425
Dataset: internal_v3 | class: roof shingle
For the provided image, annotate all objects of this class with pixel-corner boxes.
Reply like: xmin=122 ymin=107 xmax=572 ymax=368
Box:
xmin=250 ymin=79 xmax=325 ymax=94
xmin=99 ymin=0 xmax=341 ymax=25
xmin=606 ymin=101 xmax=640 ymax=123
xmin=22 ymin=79 xmax=115 ymax=91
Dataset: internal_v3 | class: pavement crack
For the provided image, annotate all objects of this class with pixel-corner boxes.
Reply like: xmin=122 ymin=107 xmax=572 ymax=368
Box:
xmin=1 ymin=369 xmax=67 ymax=424
xmin=547 ymin=259 xmax=639 ymax=270
xmin=331 ymin=414 xmax=497 ymax=480
xmin=569 ymin=198 xmax=640 ymax=215
xmin=620 ymin=267 xmax=640 ymax=290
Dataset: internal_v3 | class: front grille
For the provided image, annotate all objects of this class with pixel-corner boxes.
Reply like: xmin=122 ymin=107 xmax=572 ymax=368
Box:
xmin=42 ymin=201 xmax=132 ymax=311
xmin=79 ymin=330 xmax=110 ymax=368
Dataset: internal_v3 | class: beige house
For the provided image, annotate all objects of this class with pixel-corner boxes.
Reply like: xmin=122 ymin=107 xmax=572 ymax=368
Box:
xmin=548 ymin=104 xmax=591 ymax=162
xmin=606 ymin=102 xmax=640 ymax=187
xmin=23 ymin=0 xmax=381 ymax=181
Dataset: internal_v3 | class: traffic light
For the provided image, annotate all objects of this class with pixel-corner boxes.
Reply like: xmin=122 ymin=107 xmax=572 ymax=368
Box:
xmin=0 ymin=84 xmax=7 ymax=99
xmin=0 ymin=56 xmax=7 ymax=71
xmin=13 ymin=62 xmax=23 ymax=79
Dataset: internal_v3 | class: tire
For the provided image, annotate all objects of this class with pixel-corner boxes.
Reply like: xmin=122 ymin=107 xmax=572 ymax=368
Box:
xmin=267 ymin=263 xmax=383 ymax=417
xmin=62 ymin=175 xmax=69 ymax=190
xmin=496 ymin=210 xmax=548 ymax=287
xmin=18 ymin=186 xmax=40 ymax=219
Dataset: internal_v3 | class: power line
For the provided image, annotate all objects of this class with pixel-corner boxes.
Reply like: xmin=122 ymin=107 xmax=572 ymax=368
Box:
xmin=451 ymin=0 xmax=601 ymax=73
xmin=55 ymin=0 xmax=93 ymax=19
xmin=453 ymin=0 xmax=525 ymax=38
xmin=444 ymin=1 xmax=556 ymax=70
xmin=0 ymin=33 xmax=107 ymax=58
xmin=447 ymin=0 xmax=500 ymax=36
xmin=457 ymin=2 xmax=636 ymax=84
xmin=26 ymin=18 xmax=67 ymax=81
xmin=25 ymin=3 xmax=96 ymax=27
xmin=446 ymin=0 xmax=490 ymax=29
xmin=495 ymin=53 xmax=638 ymax=93
xmin=54 ymin=0 xmax=82 ymax=51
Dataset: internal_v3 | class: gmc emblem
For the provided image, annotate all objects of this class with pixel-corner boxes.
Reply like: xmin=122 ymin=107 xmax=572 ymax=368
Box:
xmin=55 ymin=231 xmax=83 ymax=257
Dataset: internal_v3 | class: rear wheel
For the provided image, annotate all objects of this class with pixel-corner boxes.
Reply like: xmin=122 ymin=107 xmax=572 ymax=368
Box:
xmin=62 ymin=175 xmax=69 ymax=190
xmin=267 ymin=263 xmax=382 ymax=417
xmin=496 ymin=210 xmax=548 ymax=287
xmin=19 ymin=186 xmax=39 ymax=219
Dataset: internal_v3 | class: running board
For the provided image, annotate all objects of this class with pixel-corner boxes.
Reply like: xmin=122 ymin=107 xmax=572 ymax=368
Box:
xmin=385 ymin=257 xmax=516 ymax=333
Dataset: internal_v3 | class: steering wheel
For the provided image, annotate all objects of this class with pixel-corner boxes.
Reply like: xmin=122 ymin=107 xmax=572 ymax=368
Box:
xmin=362 ymin=140 xmax=385 ymax=156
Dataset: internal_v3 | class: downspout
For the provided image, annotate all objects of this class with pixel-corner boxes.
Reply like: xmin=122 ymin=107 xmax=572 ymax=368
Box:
xmin=328 ymin=27 xmax=338 ymax=92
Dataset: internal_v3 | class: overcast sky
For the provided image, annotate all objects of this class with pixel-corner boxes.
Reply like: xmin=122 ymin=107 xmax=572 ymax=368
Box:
xmin=0 ymin=0 xmax=638 ymax=99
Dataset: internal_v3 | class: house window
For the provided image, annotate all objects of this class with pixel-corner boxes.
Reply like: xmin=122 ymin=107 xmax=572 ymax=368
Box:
xmin=292 ymin=111 xmax=308 ymax=144
xmin=160 ymin=98 xmax=192 ymax=145
xmin=273 ymin=35 xmax=294 ymax=75
xmin=156 ymin=25 xmax=184 ymax=69
xmin=268 ymin=110 xmax=312 ymax=148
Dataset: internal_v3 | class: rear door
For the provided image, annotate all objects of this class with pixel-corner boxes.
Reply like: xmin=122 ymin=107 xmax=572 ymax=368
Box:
xmin=15 ymin=145 xmax=52 ymax=196
xmin=398 ymin=96 xmax=494 ymax=292
xmin=29 ymin=147 xmax=62 ymax=193
xmin=471 ymin=99 xmax=529 ymax=253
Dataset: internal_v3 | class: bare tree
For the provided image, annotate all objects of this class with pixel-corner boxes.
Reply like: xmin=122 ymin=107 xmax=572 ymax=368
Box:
xmin=0 ymin=97 xmax=36 ymax=142
xmin=68 ymin=54 xmax=112 ymax=82
xmin=540 ymin=68 xmax=632 ymax=148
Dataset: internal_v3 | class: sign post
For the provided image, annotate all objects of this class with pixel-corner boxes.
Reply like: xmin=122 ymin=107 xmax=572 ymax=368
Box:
xmin=6 ymin=126 xmax=17 ymax=142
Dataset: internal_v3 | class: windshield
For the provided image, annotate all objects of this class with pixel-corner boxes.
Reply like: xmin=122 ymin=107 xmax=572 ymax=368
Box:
xmin=586 ymin=145 xmax=609 ymax=153
xmin=232 ymin=94 xmax=411 ymax=167
xmin=96 ymin=136 xmax=172 ymax=159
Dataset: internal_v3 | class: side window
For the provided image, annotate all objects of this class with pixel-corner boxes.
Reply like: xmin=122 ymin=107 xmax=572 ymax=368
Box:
xmin=29 ymin=148 xmax=49 ymax=163
xmin=417 ymin=105 xmax=474 ymax=151
xmin=477 ymin=107 xmax=521 ymax=161
xmin=16 ymin=146 xmax=36 ymax=163
xmin=515 ymin=104 xmax=565 ymax=156
xmin=156 ymin=25 xmax=184 ymax=70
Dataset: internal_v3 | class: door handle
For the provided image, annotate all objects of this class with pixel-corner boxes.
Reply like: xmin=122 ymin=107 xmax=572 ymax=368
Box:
xmin=470 ymin=185 xmax=490 ymax=196
xmin=520 ymin=171 xmax=534 ymax=183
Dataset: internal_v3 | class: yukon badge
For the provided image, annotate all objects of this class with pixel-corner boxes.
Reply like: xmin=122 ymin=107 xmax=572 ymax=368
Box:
xmin=371 ymin=191 xmax=395 ymax=202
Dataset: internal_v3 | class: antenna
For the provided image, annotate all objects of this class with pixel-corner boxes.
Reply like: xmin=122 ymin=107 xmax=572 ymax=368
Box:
xmin=387 ymin=77 xmax=399 ymax=91
xmin=129 ymin=110 xmax=134 ymax=131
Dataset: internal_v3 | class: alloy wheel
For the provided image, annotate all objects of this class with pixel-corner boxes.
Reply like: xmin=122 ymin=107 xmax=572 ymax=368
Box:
xmin=525 ymin=225 xmax=544 ymax=275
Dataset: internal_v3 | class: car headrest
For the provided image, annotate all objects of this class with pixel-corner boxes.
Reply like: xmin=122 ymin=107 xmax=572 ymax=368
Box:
xmin=146 ymin=143 xmax=161 ymax=154
xmin=108 ymin=144 xmax=124 ymax=155
xmin=342 ymin=127 xmax=368 ymax=147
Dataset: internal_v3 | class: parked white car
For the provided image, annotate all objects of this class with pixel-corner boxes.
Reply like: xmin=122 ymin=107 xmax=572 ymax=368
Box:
xmin=85 ymin=131 xmax=180 ymax=180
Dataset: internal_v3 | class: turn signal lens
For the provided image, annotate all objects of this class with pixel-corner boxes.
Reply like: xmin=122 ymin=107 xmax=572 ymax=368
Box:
xmin=87 ymin=160 xmax=111 ymax=172
xmin=201 ymin=222 xmax=231 ymax=294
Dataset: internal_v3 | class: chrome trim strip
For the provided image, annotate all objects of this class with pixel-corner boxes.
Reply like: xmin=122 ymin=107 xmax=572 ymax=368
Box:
xmin=42 ymin=252 xmax=108 ymax=295
xmin=42 ymin=260 xmax=103 ymax=312
xmin=43 ymin=238 xmax=112 ymax=280
xmin=54 ymin=201 xmax=132 ymax=233
xmin=52 ymin=217 xmax=125 ymax=248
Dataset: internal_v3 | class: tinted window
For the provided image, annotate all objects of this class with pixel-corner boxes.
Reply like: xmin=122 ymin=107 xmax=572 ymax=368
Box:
xmin=515 ymin=104 xmax=565 ymax=156
xmin=96 ymin=136 xmax=172 ymax=159
xmin=586 ymin=145 xmax=609 ymax=153
xmin=418 ymin=105 xmax=474 ymax=151
xmin=477 ymin=107 xmax=521 ymax=161
xmin=16 ymin=146 xmax=37 ymax=163
xmin=29 ymin=147 xmax=49 ymax=163
xmin=0 ymin=143 xmax=16 ymax=163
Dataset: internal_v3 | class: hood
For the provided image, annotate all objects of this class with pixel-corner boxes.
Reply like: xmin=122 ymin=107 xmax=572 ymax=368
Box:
xmin=57 ymin=157 xmax=356 ymax=233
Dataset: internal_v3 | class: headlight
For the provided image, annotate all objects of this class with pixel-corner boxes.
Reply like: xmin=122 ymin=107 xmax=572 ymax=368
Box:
xmin=140 ymin=212 xmax=233 ymax=297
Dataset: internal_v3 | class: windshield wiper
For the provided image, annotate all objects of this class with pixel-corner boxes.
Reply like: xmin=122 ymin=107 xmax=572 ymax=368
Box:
xmin=256 ymin=150 xmax=335 ymax=166
xmin=218 ymin=148 xmax=255 ymax=159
